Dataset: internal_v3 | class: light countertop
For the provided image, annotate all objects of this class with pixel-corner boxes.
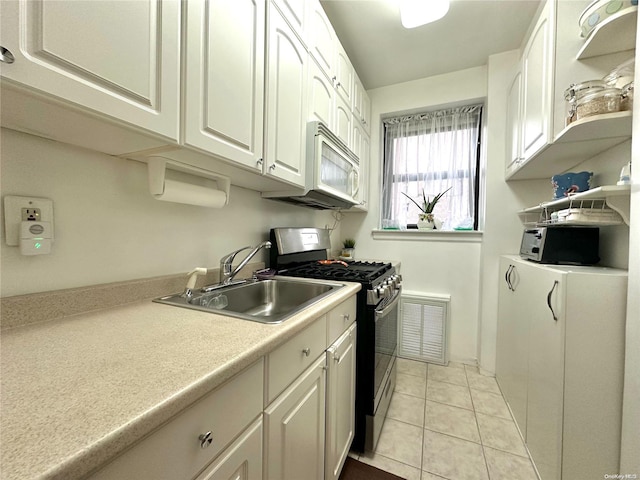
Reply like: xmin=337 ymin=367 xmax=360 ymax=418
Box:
xmin=0 ymin=280 xmax=360 ymax=480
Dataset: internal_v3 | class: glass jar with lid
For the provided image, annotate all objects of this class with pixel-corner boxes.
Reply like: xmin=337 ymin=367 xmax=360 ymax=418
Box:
xmin=564 ymin=79 xmax=607 ymax=125
xmin=621 ymin=82 xmax=634 ymax=111
xmin=575 ymin=87 xmax=622 ymax=121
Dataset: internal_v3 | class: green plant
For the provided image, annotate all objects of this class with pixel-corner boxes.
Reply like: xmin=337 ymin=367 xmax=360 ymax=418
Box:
xmin=342 ymin=238 xmax=356 ymax=248
xmin=402 ymin=187 xmax=452 ymax=214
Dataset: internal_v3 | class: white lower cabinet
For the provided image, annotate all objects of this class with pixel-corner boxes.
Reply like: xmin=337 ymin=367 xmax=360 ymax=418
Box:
xmin=496 ymin=256 xmax=627 ymax=480
xmin=89 ymin=359 xmax=264 ymax=480
xmin=88 ymin=294 xmax=358 ymax=480
xmin=264 ymin=355 xmax=327 ymax=480
xmin=325 ymin=323 xmax=356 ymax=480
xmin=195 ymin=418 xmax=263 ymax=480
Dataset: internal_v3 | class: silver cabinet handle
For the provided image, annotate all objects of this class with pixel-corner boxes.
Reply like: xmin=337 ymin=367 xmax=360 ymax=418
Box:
xmin=547 ymin=280 xmax=559 ymax=321
xmin=342 ymin=313 xmax=350 ymax=322
xmin=302 ymin=348 xmax=311 ymax=357
xmin=198 ymin=431 xmax=213 ymax=449
xmin=256 ymin=158 xmax=263 ymax=168
xmin=269 ymin=164 xmax=276 ymax=171
xmin=0 ymin=47 xmax=15 ymax=64
xmin=333 ymin=353 xmax=341 ymax=362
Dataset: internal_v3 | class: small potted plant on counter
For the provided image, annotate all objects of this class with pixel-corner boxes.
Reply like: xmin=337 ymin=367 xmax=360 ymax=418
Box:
xmin=340 ymin=238 xmax=356 ymax=260
xmin=402 ymin=187 xmax=451 ymax=230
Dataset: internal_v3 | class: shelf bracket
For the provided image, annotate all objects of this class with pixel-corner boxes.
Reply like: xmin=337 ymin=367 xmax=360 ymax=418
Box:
xmin=605 ymin=195 xmax=630 ymax=226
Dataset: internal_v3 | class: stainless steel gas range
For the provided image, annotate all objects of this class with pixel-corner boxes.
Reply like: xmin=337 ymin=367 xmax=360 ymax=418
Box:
xmin=268 ymin=227 xmax=401 ymax=452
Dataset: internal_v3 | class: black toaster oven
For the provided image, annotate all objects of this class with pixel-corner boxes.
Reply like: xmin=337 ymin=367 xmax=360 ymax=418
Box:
xmin=519 ymin=226 xmax=600 ymax=265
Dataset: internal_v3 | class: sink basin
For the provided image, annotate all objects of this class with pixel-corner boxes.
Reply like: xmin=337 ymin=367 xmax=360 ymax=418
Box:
xmin=154 ymin=278 xmax=344 ymax=324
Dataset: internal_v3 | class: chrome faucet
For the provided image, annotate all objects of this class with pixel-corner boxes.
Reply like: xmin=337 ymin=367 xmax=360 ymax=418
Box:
xmin=219 ymin=241 xmax=271 ymax=285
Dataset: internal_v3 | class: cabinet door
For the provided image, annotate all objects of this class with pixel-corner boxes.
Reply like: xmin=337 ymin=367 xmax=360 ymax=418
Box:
xmin=272 ymin=0 xmax=307 ymax=44
xmin=184 ymin=0 xmax=265 ymax=172
xmin=505 ymin=69 xmax=523 ymax=176
xmin=525 ymin=266 xmax=566 ymax=480
xmin=495 ymin=257 xmax=530 ymax=438
xmin=351 ymin=119 xmax=363 ymax=160
xmin=308 ymin=58 xmax=335 ymax=130
xmin=357 ymin=133 xmax=370 ymax=211
xmin=521 ymin=2 xmax=554 ymax=161
xmin=352 ymin=74 xmax=364 ymax=123
xmin=334 ymin=95 xmax=352 ymax=149
xmin=335 ymin=44 xmax=353 ymax=104
xmin=265 ymin=355 xmax=326 ymax=480
xmin=325 ymin=324 xmax=356 ymax=480
xmin=307 ymin=0 xmax=335 ymax=78
xmin=195 ymin=418 xmax=262 ymax=480
xmin=0 ymin=0 xmax=180 ymax=140
xmin=361 ymin=89 xmax=371 ymax=135
xmin=265 ymin=4 xmax=307 ymax=187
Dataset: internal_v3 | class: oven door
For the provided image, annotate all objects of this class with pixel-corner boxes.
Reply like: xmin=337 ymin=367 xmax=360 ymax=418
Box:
xmin=372 ymin=287 xmax=400 ymax=414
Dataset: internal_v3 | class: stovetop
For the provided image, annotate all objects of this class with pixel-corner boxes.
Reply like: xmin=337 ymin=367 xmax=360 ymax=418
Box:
xmin=277 ymin=261 xmax=393 ymax=284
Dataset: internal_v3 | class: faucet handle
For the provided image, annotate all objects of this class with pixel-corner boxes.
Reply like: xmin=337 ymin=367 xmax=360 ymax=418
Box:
xmin=220 ymin=246 xmax=252 ymax=265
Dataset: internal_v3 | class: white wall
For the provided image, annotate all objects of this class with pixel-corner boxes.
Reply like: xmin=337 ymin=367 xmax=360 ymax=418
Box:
xmin=341 ymin=66 xmax=488 ymax=365
xmin=0 ymin=128 xmax=340 ymax=297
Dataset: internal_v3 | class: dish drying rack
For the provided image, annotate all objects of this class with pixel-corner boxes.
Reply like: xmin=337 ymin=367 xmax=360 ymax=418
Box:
xmin=518 ymin=185 xmax=631 ymax=227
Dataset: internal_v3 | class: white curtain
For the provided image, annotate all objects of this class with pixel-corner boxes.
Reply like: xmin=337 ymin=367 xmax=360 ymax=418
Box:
xmin=381 ymin=105 xmax=483 ymax=230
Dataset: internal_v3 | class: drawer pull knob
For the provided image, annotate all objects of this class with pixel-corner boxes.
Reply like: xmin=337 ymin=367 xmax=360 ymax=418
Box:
xmin=333 ymin=354 xmax=341 ymax=362
xmin=302 ymin=348 xmax=311 ymax=357
xmin=198 ymin=431 xmax=213 ymax=449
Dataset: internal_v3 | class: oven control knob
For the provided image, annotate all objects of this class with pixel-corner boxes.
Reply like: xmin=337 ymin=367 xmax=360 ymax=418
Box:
xmin=379 ymin=285 xmax=389 ymax=297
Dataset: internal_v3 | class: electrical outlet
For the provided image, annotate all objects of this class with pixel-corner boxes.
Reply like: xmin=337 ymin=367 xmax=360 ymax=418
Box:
xmin=4 ymin=196 xmax=54 ymax=246
xmin=22 ymin=208 xmax=41 ymax=221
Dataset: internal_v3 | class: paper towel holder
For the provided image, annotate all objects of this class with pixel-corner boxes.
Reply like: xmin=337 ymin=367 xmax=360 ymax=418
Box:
xmin=147 ymin=156 xmax=230 ymax=207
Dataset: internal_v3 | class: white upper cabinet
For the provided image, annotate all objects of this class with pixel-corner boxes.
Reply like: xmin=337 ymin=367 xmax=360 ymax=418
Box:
xmin=307 ymin=0 xmax=336 ymax=80
xmin=0 ymin=0 xmax=180 ymax=141
xmin=352 ymin=73 xmax=371 ymax=135
xmin=265 ymin=3 xmax=308 ymax=187
xmin=521 ymin=0 xmax=554 ymax=162
xmin=308 ymin=57 xmax=335 ymax=130
xmin=334 ymin=94 xmax=352 ymax=149
xmin=184 ymin=0 xmax=265 ymax=172
xmin=335 ymin=43 xmax=354 ymax=104
xmin=272 ymin=0 xmax=307 ymax=44
xmin=506 ymin=68 xmax=523 ymax=176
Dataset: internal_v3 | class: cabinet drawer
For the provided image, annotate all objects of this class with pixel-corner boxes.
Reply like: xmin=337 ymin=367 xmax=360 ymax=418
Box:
xmin=90 ymin=359 xmax=264 ymax=480
xmin=266 ymin=316 xmax=327 ymax=404
xmin=327 ymin=295 xmax=356 ymax=345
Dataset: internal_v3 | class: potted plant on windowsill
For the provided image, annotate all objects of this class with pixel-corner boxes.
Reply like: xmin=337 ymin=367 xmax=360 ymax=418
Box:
xmin=402 ymin=187 xmax=451 ymax=230
xmin=340 ymin=238 xmax=356 ymax=260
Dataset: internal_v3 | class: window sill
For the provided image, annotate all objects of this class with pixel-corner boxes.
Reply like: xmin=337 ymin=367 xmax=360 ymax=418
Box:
xmin=371 ymin=229 xmax=483 ymax=243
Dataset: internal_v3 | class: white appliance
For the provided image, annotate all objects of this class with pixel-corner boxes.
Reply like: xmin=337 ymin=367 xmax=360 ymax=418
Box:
xmin=496 ymin=255 xmax=627 ymax=480
xmin=263 ymin=122 xmax=359 ymax=210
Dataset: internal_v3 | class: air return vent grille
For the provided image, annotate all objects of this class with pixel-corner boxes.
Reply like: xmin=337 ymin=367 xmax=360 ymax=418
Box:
xmin=399 ymin=293 xmax=450 ymax=365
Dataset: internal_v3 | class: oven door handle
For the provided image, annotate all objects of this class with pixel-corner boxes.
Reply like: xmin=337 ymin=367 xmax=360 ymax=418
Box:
xmin=375 ymin=288 xmax=401 ymax=320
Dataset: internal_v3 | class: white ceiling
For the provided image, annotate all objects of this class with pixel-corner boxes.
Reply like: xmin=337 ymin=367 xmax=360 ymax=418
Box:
xmin=319 ymin=0 xmax=542 ymax=89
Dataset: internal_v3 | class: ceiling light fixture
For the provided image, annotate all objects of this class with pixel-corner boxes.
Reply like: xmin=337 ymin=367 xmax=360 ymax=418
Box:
xmin=399 ymin=0 xmax=450 ymax=29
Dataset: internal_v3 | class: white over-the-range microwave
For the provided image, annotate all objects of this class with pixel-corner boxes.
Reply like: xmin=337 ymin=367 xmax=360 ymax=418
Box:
xmin=262 ymin=121 xmax=360 ymax=209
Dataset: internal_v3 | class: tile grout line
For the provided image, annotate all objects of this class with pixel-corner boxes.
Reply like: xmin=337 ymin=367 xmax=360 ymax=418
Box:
xmin=465 ymin=364 xmax=493 ymax=480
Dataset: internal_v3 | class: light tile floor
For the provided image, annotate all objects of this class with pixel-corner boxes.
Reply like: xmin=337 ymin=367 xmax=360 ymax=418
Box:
xmin=350 ymin=359 xmax=539 ymax=480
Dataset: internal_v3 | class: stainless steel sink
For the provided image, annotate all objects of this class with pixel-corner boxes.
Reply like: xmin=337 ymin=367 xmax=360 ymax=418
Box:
xmin=154 ymin=278 xmax=344 ymax=324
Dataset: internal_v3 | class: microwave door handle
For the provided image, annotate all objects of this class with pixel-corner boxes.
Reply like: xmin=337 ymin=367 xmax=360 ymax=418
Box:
xmin=351 ymin=168 xmax=359 ymax=198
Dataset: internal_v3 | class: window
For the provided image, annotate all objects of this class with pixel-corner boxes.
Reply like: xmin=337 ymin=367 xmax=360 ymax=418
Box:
xmin=381 ymin=104 xmax=483 ymax=231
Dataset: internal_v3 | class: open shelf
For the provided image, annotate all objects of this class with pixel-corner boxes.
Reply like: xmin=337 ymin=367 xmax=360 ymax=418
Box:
xmin=576 ymin=6 xmax=637 ymax=60
xmin=518 ymin=185 xmax=631 ymax=226
xmin=507 ymin=111 xmax=632 ymax=181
